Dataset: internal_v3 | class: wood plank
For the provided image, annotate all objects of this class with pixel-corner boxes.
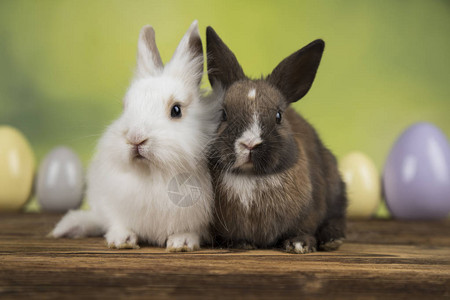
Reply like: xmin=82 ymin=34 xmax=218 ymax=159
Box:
xmin=0 ymin=213 xmax=449 ymax=299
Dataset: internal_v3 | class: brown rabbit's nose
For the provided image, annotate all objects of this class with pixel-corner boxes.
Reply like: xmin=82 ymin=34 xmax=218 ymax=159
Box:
xmin=240 ymin=141 xmax=261 ymax=151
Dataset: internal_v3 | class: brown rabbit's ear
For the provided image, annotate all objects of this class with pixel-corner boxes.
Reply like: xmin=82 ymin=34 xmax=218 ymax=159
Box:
xmin=206 ymin=26 xmax=246 ymax=89
xmin=135 ymin=25 xmax=164 ymax=78
xmin=268 ymin=39 xmax=324 ymax=103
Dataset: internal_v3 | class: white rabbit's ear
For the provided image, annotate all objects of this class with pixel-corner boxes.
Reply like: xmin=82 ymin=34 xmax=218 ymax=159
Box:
xmin=135 ymin=25 xmax=164 ymax=78
xmin=165 ymin=20 xmax=203 ymax=86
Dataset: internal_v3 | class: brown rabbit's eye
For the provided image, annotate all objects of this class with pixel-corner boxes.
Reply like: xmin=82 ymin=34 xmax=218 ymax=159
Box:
xmin=276 ymin=111 xmax=282 ymax=124
xmin=221 ymin=109 xmax=227 ymax=122
xmin=171 ymin=104 xmax=182 ymax=118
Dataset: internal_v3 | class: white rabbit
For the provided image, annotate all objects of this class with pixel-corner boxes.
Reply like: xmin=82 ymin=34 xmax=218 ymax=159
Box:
xmin=51 ymin=20 xmax=220 ymax=252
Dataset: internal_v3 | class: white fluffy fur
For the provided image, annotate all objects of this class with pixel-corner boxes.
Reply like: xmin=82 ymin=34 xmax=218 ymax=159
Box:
xmin=51 ymin=21 xmax=220 ymax=252
xmin=221 ymin=172 xmax=283 ymax=210
xmin=247 ymin=88 xmax=256 ymax=100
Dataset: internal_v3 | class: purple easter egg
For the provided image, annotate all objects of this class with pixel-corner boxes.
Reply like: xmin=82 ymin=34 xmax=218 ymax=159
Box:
xmin=383 ymin=122 xmax=450 ymax=219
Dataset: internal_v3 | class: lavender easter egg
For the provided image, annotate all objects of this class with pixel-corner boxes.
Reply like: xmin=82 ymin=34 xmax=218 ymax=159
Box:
xmin=36 ymin=146 xmax=84 ymax=212
xmin=383 ymin=122 xmax=450 ymax=219
xmin=0 ymin=126 xmax=35 ymax=211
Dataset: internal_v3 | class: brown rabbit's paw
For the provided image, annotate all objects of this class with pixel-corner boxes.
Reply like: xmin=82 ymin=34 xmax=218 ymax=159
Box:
xmin=319 ymin=238 xmax=344 ymax=251
xmin=228 ymin=240 xmax=257 ymax=250
xmin=284 ymin=237 xmax=317 ymax=254
xmin=316 ymin=217 xmax=346 ymax=248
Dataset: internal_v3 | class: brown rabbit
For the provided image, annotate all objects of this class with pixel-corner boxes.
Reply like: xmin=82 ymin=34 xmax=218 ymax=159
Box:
xmin=206 ymin=27 xmax=347 ymax=254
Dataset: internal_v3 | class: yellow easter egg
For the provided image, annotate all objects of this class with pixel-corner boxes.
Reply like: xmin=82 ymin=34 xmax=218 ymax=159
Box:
xmin=0 ymin=126 xmax=35 ymax=211
xmin=339 ymin=151 xmax=381 ymax=218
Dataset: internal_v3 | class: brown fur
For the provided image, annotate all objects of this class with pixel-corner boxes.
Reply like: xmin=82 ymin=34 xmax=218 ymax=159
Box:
xmin=207 ymin=27 xmax=347 ymax=253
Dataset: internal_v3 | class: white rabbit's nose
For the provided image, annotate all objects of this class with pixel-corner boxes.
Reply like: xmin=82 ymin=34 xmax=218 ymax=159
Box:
xmin=129 ymin=138 xmax=148 ymax=146
xmin=126 ymin=132 xmax=148 ymax=146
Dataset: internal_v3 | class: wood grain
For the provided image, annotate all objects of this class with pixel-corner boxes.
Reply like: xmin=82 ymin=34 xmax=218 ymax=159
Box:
xmin=0 ymin=213 xmax=449 ymax=299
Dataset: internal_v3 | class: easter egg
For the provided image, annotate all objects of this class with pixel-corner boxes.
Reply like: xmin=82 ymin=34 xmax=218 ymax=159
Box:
xmin=0 ymin=126 xmax=35 ymax=211
xmin=383 ymin=122 xmax=450 ymax=220
xmin=36 ymin=146 xmax=84 ymax=212
xmin=339 ymin=151 xmax=380 ymax=218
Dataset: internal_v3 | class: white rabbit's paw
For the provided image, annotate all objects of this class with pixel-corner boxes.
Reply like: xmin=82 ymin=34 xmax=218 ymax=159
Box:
xmin=105 ymin=228 xmax=139 ymax=249
xmin=50 ymin=221 xmax=83 ymax=239
xmin=166 ymin=232 xmax=200 ymax=252
xmin=50 ymin=211 xmax=87 ymax=238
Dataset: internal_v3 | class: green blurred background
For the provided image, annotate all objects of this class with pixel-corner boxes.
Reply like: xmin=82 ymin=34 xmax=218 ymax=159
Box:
xmin=1 ymin=0 xmax=449 ymax=213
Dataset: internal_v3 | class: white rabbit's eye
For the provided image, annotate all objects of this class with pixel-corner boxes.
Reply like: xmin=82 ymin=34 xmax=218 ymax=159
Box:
xmin=171 ymin=104 xmax=182 ymax=118
xmin=221 ymin=109 xmax=227 ymax=122
xmin=276 ymin=111 xmax=282 ymax=124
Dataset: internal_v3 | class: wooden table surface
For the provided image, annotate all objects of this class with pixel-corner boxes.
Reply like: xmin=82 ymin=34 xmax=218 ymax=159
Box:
xmin=0 ymin=213 xmax=449 ymax=299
